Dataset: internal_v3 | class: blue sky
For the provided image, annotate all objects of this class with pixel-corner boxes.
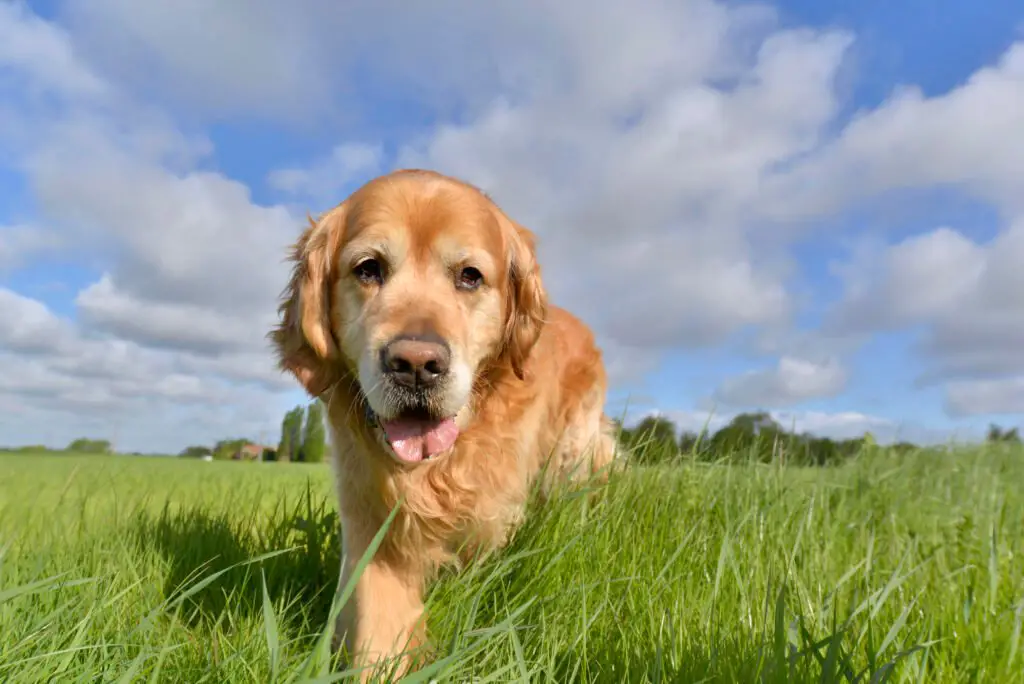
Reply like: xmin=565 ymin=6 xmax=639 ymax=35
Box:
xmin=2 ymin=0 xmax=1023 ymax=452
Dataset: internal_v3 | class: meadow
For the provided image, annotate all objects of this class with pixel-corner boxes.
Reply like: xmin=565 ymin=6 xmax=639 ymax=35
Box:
xmin=0 ymin=444 xmax=1021 ymax=683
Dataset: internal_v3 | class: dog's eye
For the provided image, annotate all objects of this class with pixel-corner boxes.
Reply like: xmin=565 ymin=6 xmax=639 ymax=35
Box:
xmin=457 ymin=267 xmax=483 ymax=291
xmin=353 ymin=258 xmax=383 ymax=285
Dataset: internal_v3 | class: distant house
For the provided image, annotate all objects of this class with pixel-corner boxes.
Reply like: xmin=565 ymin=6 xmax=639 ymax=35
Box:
xmin=231 ymin=443 xmax=274 ymax=461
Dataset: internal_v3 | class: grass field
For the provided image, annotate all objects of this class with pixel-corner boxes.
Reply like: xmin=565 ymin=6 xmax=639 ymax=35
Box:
xmin=0 ymin=445 xmax=1022 ymax=683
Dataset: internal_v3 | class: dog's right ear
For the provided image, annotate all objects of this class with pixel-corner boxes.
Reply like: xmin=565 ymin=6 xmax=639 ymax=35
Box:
xmin=269 ymin=203 xmax=348 ymax=397
xmin=495 ymin=211 xmax=548 ymax=380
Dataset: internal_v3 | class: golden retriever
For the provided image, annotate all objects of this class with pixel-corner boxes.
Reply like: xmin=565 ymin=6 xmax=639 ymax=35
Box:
xmin=270 ymin=168 xmax=617 ymax=678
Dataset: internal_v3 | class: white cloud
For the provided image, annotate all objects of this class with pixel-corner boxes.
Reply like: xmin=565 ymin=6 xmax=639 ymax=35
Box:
xmin=0 ymin=288 xmax=288 ymax=401
xmin=828 ymin=227 xmax=987 ymax=332
xmin=393 ymin=19 xmax=852 ymax=358
xmin=828 ymin=221 xmax=1024 ymax=399
xmin=75 ymin=274 xmax=272 ymax=354
xmin=52 ymin=0 xmax=765 ymax=122
xmin=1 ymin=10 xmax=299 ymax=362
xmin=221 ymin=0 xmax=854 ymax=381
xmin=27 ymin=123 xmax=295 ymax=319
xmin=0 ymin=1 xmax=108 ymax=99
xmin=55 ymin=0 xmax=336 ymax=119
xmin=945 ymin=377 xmax=1024 ymax=417
xmin=760 ymin=42 xmax=1024 ymax=220
xmin=761 ymin=39 xmax=1024 ymax=416
xmin=0 ymin=225 xmax=62 ymax=271
xmin=0 ymin=291 xmax=293 ymax=452
xmin=0 ymin=4 xmax=302 ymax=452
xmin=713 ymin=356 xmax=847 ymax=408
xmin=268 ymin=142 xmax=384 ymax=203
xmin=0 ymin=287 xmax=71 ymax=354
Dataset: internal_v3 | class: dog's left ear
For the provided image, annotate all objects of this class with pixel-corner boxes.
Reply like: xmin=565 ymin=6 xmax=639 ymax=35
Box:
xmin=269 ymin=204 xmax=348 ymax=397
xmin=495 ymin=210 xmax=548 ymax=379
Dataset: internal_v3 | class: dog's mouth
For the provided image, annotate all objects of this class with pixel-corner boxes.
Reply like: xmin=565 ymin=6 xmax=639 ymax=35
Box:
xmin=373 ymin=405 xmax=459 ymax=464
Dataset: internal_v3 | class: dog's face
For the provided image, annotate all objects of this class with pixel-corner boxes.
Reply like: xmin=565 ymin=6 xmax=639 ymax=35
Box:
xmin=272 ymin=170 xmax=547 ymax=464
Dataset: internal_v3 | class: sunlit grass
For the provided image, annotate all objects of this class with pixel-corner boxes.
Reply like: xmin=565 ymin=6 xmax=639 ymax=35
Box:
xmin=0 ymin=445 xmax=1021 ymax=682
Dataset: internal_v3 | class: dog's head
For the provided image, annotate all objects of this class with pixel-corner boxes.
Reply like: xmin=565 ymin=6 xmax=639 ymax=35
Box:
xmin=271 ymin=170 xmax=547 ymax=465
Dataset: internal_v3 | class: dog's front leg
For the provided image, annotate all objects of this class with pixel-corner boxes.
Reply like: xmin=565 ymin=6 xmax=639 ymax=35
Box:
xmin=334 ymin=521 xmax=429 ymax=681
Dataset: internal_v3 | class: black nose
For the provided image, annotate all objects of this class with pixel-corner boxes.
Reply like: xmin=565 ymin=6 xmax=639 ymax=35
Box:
xmin=382 ymin=336 xmax=451 ymax=389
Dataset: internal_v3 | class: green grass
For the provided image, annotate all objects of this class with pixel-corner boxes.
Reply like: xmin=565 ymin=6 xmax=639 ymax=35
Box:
xmin=0 ymin=445 xmax=1022 ymax=682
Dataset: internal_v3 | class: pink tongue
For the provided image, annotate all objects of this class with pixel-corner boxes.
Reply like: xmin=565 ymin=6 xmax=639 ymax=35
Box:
xmin=381 ymin=417 xmax=459 ymax=463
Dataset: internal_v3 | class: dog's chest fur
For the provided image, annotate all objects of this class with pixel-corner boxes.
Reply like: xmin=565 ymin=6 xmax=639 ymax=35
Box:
xmin=325 ymin=385 xmax=552 ymax=572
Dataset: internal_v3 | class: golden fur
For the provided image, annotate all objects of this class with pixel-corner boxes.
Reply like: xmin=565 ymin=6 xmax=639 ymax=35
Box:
xmin=270 ymin=169 xmax=617 ymax=678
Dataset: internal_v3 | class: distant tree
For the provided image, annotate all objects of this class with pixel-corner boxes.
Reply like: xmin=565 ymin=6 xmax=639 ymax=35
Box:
xmin=614 ymin=409 xmax=897 ymax=469
xmin=729 ymin=411 xmax=781 ymax=435
xmin=891 ymin=441 xmax=918 ymax=455
xmin=623 ymin=415 xmax=679 ymax=464
xmin=277 ymin=418 xmax=293 ymax=463
xmin=301 ymin=401 xmax=327 ymax=463
xmin=805 ymin=436 xmax=842 ymax=466
xmin=180 ymin=445 xmax=212 ymax=459
xmin=987 ymin=424 xmax=1021 ymax=444
xmin=678 ymin=430 xmax=703 ymax=455
xmin=705 ymin=412 xmax=784 ymax=463
xmin=278 ymin=406 xmax=305 ymax=462
xmin=212 ymin=438 xmax=249 ymax=460
xmin=66 ymin=438 xmax=112 ymax=454
xmin=839 ymin=437 xmax=869 ymax=460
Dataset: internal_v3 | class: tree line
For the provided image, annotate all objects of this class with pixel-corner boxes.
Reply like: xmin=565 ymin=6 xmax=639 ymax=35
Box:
xmin=12 ymin=408 xmax=1016 ymax=464
xmin=178 ymin=402 xmax=327 ymax=462
xmin=616 ymin=412 xmax=1022 ymax=466
xmin=274 ymin=401 xmax=326 ymax=463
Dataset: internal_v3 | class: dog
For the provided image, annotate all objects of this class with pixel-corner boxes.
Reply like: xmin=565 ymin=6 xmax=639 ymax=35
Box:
xmin=270 ymin=169 xmax=618 ymax=678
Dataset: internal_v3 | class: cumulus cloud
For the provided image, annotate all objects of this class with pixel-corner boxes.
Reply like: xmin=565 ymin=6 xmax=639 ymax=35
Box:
xmin=828 ymin=220 xmax=1024 ymax=398
xmin=75 ymin=275 xmax=273 ymax=355
xmin=0 ymin=3 xmax=303 ymax=452
xmin=713 ymin=357 xmax=847 ymax=408
xmin=945 ymin=377 xmax=1024 ymax=417
xmin=828 ymin=228 xmax=987 ymax=331
xmin=391 ymin=16 xmax=852 ymax=362
xmin=0 ymin=287 xmax=72 ymax=354
xmin=0 ymin=225 xmax=62 ymax=271
xmin=55 ymin=0 xmax=335 ymax=119
xmin=100 ymin=0 xmax=855 ymax=378
xmin=0 ymin=1 xmax=108 ymax=99
xmin=268 ymin=143 xmax=384 ymax=204
xmin=27 ymin=124 xmax=296 ymax=321
xmin=760 ymin=43 xmax=1024 ymax=220
xmin=0 ymin=289 xmax=291 ymax=451
xmin=759 ymin=39 xmax=1024 ymax=417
